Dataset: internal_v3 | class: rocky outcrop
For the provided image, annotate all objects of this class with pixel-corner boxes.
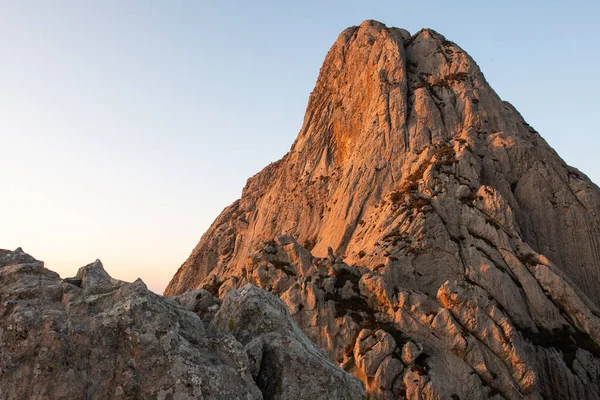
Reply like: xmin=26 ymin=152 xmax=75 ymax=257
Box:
xmin=165 ymin=20 xmax=600 ymax=399
xmin=0 ymin=248 xmax=364 ymax=399
xmin=212 ymin=284 xmax=365 ymax=400
xmin=191 ymin=235 xmax=600 ymax=399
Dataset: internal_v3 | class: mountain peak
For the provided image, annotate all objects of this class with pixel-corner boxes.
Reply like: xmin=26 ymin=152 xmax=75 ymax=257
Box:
xmin=296 ymin=19 xmax=408 ymax=166
xmin=165 ymin=22 xmax=600 ymax=399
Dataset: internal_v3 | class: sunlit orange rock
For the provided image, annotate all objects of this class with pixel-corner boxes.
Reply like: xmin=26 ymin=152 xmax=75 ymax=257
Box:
xmin=166 ymin=20 xmax=600 ymax=399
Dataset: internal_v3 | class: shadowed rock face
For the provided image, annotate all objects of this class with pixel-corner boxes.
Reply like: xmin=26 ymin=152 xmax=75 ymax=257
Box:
xmin=165 ymin=20 xmax=600 ymax=399
xmin=212 ymin=284 xmax=366 ymax=400
xmin=0 ymin=248 xmax=365 ymax=400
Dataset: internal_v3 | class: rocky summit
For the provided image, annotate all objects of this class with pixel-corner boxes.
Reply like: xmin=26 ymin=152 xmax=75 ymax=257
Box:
xmin=3 ymin=20 xmax=600 ymax=400
xmin=165 ymin=20 xmax=600 ymax=399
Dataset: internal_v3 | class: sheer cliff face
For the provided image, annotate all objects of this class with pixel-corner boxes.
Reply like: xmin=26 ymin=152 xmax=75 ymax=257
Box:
xmin=166 ymin=20 xmax=600 ymax=304
xmin=165 ymin=20 xmax=600 ymax=399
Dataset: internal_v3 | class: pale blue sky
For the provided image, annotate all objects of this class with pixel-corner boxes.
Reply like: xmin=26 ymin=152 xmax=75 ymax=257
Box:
xmin=2 ymin=1 xmax=599 ymax=293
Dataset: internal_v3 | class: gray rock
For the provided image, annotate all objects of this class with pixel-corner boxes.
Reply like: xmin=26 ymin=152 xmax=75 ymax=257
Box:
xmin=0 ymin=249 xmax=262 ymax=399
xmin=401 ymin=341 xmax=422 ymax=365
xmin=354 ymin=329 xmax=397 ymax=377
xmin=0 ymin=247 xmax=38 ymax=268
xmin=212 ymin=284 xmax=366 ymax=400
xmin=173 ymin=288 xmax=221 ymax=324
xmin=275 ymin=234 xmax=295 ymax=246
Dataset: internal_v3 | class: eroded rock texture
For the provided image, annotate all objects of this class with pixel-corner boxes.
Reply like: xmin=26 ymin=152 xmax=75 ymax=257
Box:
xmin=0 ymin=248 xmax=364 ymax=399
xmin=166 ymin=20 xmax=600 ymax=399
xmin=212 ymin=284 xmax=365 ymax=400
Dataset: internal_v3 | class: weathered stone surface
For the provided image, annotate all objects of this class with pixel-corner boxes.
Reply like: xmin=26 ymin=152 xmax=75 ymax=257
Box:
xmin=173 ymin=288 xmax=221 ymax=324
xmin=162 ymin=19 xmax=600 ymax=399
xmin=0 ymin=249 xmax=261 ymax=400
xmin=0 ymin=248 xmax=365 ymax=399
xmin=211 ymin=284 xmax=366 ymax=400
xmin=230 ymin=237 xmax=600 ymax=399
xmin=400 ymin=341 xmax=422 ymax=365
xmin=354 ymin=329 xmax=397 ymax=377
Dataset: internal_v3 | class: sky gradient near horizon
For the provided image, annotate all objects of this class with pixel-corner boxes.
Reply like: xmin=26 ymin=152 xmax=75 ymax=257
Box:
xmin=2 ymin=1 xmax=599 ymax=294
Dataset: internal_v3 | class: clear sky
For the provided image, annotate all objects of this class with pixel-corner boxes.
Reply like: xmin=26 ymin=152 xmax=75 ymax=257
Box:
xmin=2 ymin=1 xmax=599 ymax=294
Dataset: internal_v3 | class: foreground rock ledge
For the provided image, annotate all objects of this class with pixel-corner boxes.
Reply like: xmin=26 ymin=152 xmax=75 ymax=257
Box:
xmin=0 ymin=248 xmax=365 ymax=400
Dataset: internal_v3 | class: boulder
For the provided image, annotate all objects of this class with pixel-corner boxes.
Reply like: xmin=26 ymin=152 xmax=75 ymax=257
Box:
xmin=212 ymin=284 xmax=366 ymax=400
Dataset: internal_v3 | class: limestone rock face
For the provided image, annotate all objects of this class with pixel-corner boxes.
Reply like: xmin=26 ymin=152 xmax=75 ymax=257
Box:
xmin=0 ymin=248 xmax=364 ymax=399
xmin=212 ymin=284 xmax=366 ymax=400
xmin=166 ymin=20 xmax=600 ymax=399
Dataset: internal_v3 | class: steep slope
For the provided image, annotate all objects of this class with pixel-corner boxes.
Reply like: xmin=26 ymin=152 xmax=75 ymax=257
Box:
xmin=166 ymin=20 xmax=600 ymax=305
xmin=165 ymin=20 xmax=600 ymax=399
